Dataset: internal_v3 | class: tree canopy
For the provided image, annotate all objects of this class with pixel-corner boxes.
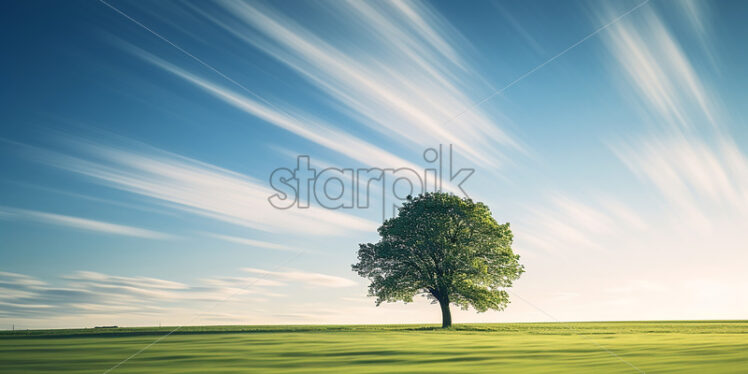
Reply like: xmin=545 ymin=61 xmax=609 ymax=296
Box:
xmin=352 ymin=192 xmax=524 ymax=327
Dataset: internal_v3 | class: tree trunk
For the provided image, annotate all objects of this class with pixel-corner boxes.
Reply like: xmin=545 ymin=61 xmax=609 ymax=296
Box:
xmin=439 ymin=296 xmax=452 ymax=328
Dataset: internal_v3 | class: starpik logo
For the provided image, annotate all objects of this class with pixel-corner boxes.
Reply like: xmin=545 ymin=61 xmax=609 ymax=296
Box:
xmin=268 ymin=145 xmax=474 ymax=220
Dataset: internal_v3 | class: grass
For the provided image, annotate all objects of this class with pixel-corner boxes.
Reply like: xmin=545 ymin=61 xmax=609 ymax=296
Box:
xmin=1 ymin=321 xmax=747 ymax=373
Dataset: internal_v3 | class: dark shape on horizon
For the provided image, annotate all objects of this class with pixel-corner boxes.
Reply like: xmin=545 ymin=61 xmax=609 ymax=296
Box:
xmin=353 ymin=192 xmax=524 ymax=328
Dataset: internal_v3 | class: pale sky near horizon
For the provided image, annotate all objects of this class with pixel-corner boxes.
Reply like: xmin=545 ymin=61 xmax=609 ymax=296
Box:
xmin=2 ymin=0 xmax=748 ymax=329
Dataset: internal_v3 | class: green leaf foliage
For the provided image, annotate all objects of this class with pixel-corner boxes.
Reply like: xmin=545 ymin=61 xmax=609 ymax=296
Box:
xmin=352 ymin=192 xmax=524 ymax=315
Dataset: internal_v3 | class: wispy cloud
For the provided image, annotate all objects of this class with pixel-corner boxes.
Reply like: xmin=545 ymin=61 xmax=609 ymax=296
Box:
xmin=22 ymin=138 xmax=377 ymax=236
xmin=131 ymin=50 xmax=423 ymax=171
xmin=515 ymin=195 xmax=645 ymax=254
xmin=676 ymin=0 xmax=720 ymax=72
xmin=0 ymin=206 xmax=170 ymax=239
xmin=519 ymin=5 xmax=745 ymax=256
xmin=602 ymin=5 xmax=748 ymax=230
xmin=493 ymin=2 xmax=545 ymax=55
xmin=128 ymin=52 xmax=467 ymax=196
xmin=204 ymin=233 xmax=298 ymax=252
xmin=243 ymin=268 xmax=356 ymax=288
xmin=602 ymin=5 xmax=719 ymax=130
xmin=186 ymin=0 xmax=521 ymax=169
xmin=612 ymin=135 xmax=748 ymax=230
xmin=0 ymin=267 xmax=352 ymax=321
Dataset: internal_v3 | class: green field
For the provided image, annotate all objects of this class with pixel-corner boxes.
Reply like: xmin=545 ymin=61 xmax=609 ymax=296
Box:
xmin=1 ymin=321 xmax=747 ymax=373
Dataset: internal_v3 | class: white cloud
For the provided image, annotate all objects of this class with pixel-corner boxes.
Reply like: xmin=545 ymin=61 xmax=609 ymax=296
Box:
xmin=514 ymin=195 xmax=645 ymax=254
xmin=243 ymin=267 xmax=356 ymax=288
xmin=25 ymin=139 xmax=378 ymax=236
xmin=65 ymin=271 xmax=188 ymax=291
xmin=0 ymin=206 xmax=170 ymax=240
xmin=612 ymin=135 xmax=748 ymax=232
xmin=0 ymin=271 xmax=47 ymax=287
xmin=603 ymin=5 xmax=748 ymax=230
xmin=203 ymin=233 xmax=298 ymax=252
xmin=602 ymin=5 xmax=721 ymax=130
xmin=502 ymin=5 xmax=748 ymax=323
xmin=0 ymin=270 xmax=284 ymax=321
xmin=133 ymin=51 xmax=423 ymax=172
xmin=201 ymin=276 xmax=284 ymax=289
xmin=0 ymin=268 xmax=359 ymax=328
xmin=199 ymin=0 xmax=520 ymax=169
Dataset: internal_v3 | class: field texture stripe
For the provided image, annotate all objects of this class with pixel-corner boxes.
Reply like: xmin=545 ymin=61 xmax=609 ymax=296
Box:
xmin=510 ymin=292 xmax=646 ymax=373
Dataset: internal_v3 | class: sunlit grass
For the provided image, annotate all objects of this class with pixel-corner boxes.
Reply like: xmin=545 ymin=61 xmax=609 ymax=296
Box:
xmin=1 ymin=321 xmax=746 ymax=373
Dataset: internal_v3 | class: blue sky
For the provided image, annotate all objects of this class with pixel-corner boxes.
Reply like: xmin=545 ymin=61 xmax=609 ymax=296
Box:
xmin=2 ymin=0 xmax=748 ymax=328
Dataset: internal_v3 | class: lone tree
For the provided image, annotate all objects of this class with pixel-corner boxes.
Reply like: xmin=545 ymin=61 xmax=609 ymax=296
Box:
xmin=352 ymin=192 xmax=524 ymax=328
